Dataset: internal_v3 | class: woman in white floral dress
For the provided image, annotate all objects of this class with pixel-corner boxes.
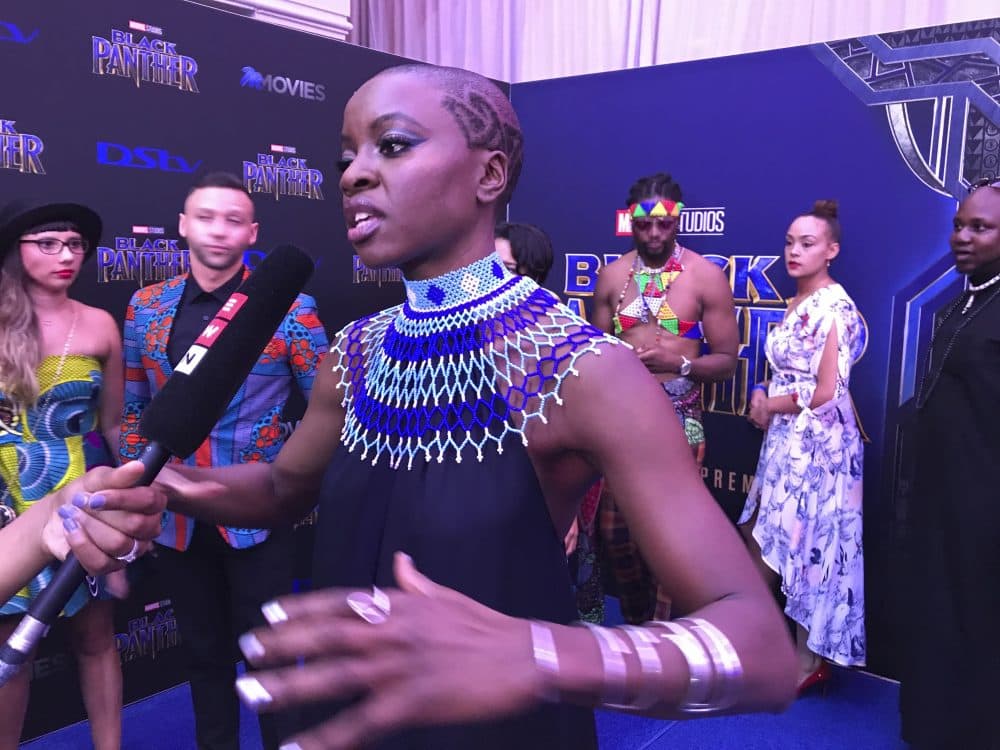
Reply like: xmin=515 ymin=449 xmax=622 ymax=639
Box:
xmin=740 ymin=200 xmax=865 ymax=695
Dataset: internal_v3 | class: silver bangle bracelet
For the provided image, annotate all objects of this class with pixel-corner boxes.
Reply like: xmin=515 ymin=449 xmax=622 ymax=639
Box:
xmin=677 ymin=617 xmax=743 ymax=710
xmin=621 ymin=625 xmax=664 ymax=711
xmin=584 ymin=623 xmax=632 ymax=708
xmin=530 ymin=621 xmax=560 ymax=702
xmin=653 ymin=620 xmax=716 ymax=712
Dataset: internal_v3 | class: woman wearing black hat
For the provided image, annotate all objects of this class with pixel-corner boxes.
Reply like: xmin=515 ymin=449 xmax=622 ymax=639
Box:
xmin=0 ymin=200 xmax=126 ymax=750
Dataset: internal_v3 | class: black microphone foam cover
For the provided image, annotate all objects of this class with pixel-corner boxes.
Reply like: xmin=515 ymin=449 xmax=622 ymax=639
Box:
xmin=138 ymin=244 xmax=314 ymax=458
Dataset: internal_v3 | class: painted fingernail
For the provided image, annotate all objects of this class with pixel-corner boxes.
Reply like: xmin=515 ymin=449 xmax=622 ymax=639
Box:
xmin=261 ymin=600 xmax=288 ymax=625
xmin=279 ymin=743 xmax=303 ymax=750
xmin=235 ymin=675 xmax=273 ymax=709
xmin=238 ymin=632 xmax=266 ymax=661
xmin=57 ymin=505 xmax=77 ymax=520
xmin=71 ymin=492 xmax=89 ymax=508
xmin=62 ymin=517 xmax=80 ymax=533
xmin=88 ymin=493 xmax=106 ymax=509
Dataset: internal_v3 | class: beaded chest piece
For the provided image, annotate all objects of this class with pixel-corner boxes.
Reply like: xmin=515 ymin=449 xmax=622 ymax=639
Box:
xmin=332 ymin=253 xmax=619 ymax=469
xmin=613 ymin=248 xmax=703 ymax=339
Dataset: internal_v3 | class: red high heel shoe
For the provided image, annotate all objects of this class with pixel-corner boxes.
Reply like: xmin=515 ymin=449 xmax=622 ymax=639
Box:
xmin=796 ymin=661 xmax=832 ymax=697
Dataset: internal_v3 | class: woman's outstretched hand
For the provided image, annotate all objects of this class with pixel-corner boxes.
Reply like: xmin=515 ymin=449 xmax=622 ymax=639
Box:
xmin=235 ymin=552 xmax=545 ymax=749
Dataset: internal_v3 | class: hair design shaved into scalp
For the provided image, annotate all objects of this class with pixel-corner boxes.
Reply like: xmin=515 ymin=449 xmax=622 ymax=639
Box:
xmin=377 ymin=64 xmax=524 ymax=204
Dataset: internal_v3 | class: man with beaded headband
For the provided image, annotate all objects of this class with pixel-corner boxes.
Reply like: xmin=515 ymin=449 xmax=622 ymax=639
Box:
xmin=592 ymin=173 xmax=739 ymax=624
xmin=94 ymin=64 xmax=796 ymax=748
xmin=900 ymin=177 xmax=1000 ymax=749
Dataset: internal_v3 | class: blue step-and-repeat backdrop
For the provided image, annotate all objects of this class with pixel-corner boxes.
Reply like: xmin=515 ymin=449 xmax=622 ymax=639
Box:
xmin=510 ymin=18 xmax=999 ymax=682
xmin=2 ymin=0 xmax=998 ymax=736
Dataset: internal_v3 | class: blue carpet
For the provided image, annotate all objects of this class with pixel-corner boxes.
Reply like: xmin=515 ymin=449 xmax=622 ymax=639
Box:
xmin=22 ymin=664 xmax=906 ymax=749
xmin=23 ymin=598 xmax=908 ymax=749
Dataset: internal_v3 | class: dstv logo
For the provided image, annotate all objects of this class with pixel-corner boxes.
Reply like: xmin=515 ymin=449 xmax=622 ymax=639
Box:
xmin=240 ymin=66 xmax=326 ymax=102
xmin=96 ymin=142 xmax=202 ymax=173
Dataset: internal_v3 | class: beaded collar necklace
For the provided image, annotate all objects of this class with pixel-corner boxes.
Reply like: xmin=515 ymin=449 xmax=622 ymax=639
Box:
xmin=333 ymin=252 xmax=618 ymax=468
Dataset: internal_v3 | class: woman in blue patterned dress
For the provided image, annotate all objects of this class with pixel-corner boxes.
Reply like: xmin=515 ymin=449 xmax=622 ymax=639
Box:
xmin=0 ymin=201 xmax=126 ymax=750
xmin=740 ymin=200 xmax=866 ymax=695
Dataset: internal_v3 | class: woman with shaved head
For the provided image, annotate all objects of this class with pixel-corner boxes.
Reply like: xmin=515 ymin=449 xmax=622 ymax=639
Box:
xmin=99 ymin=64 xmax=798 ymax=749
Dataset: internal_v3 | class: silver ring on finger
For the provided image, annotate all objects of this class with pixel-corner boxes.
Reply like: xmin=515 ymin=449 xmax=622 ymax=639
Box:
xmin=115 ymin=538 xmax=141 ymax=564
xmin=346 ymin=586 xmax=391 ymax=624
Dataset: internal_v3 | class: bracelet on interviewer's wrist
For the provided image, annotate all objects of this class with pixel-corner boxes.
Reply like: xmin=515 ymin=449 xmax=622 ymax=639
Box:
xmin=530 ymin=621 xmax=561 ymax=702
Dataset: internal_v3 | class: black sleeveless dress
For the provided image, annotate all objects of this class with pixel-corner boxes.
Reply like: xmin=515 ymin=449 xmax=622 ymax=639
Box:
xmin=306 ymin=254 xmax=616 ymax=748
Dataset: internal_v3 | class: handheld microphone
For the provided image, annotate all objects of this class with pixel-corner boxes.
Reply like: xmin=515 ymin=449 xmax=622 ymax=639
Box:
xmin=0 ymin=245 xmax=314 ymax=686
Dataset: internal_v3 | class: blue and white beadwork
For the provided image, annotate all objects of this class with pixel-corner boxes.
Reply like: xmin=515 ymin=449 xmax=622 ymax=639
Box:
xmin=332 ymin=253 xmax=621 ymax=469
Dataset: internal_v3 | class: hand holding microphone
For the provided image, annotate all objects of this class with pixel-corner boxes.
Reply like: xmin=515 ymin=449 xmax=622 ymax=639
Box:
xmin=41 ymin=462 xmax=169 ymax=571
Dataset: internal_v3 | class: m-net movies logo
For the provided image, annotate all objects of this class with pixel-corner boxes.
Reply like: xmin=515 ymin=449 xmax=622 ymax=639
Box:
xmin=0 ymin=20 xmax=38 ymax=44
xmin=243 ymin=144 xmax=324 ymax=201
xmin=92 ymin=20 xmax=198 ymax=92
xmin=240 ymin=66 xmax=326 ymax=102
xmin=96 ymin=141 xmax=202 ymax=173
xmin=1 ymin=119 xmax=45 ymax=175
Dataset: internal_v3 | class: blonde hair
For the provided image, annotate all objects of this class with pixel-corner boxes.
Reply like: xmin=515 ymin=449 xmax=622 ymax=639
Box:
xmin=0 ymin=246 xmax=42 ymax=407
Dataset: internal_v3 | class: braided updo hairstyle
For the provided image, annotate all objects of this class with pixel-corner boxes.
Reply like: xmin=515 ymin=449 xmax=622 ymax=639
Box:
xmin=803 ymin=199 xmax=841 ymax=243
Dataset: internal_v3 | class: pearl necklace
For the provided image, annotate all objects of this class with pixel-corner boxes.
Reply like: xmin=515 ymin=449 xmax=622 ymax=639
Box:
xmin=39 ymin=303 xmax=80 ymax=413
xmin=0 ymin=304 xmax=79 ymax=437
xmin=961 ymin=270 xmax=1000 ymax=314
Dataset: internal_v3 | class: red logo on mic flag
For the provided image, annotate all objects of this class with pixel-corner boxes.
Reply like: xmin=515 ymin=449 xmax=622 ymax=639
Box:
xmin=195 ymin=318 xmax=228 ymax=347
xmin=217 ymin=293 xmax=248 ymax=321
